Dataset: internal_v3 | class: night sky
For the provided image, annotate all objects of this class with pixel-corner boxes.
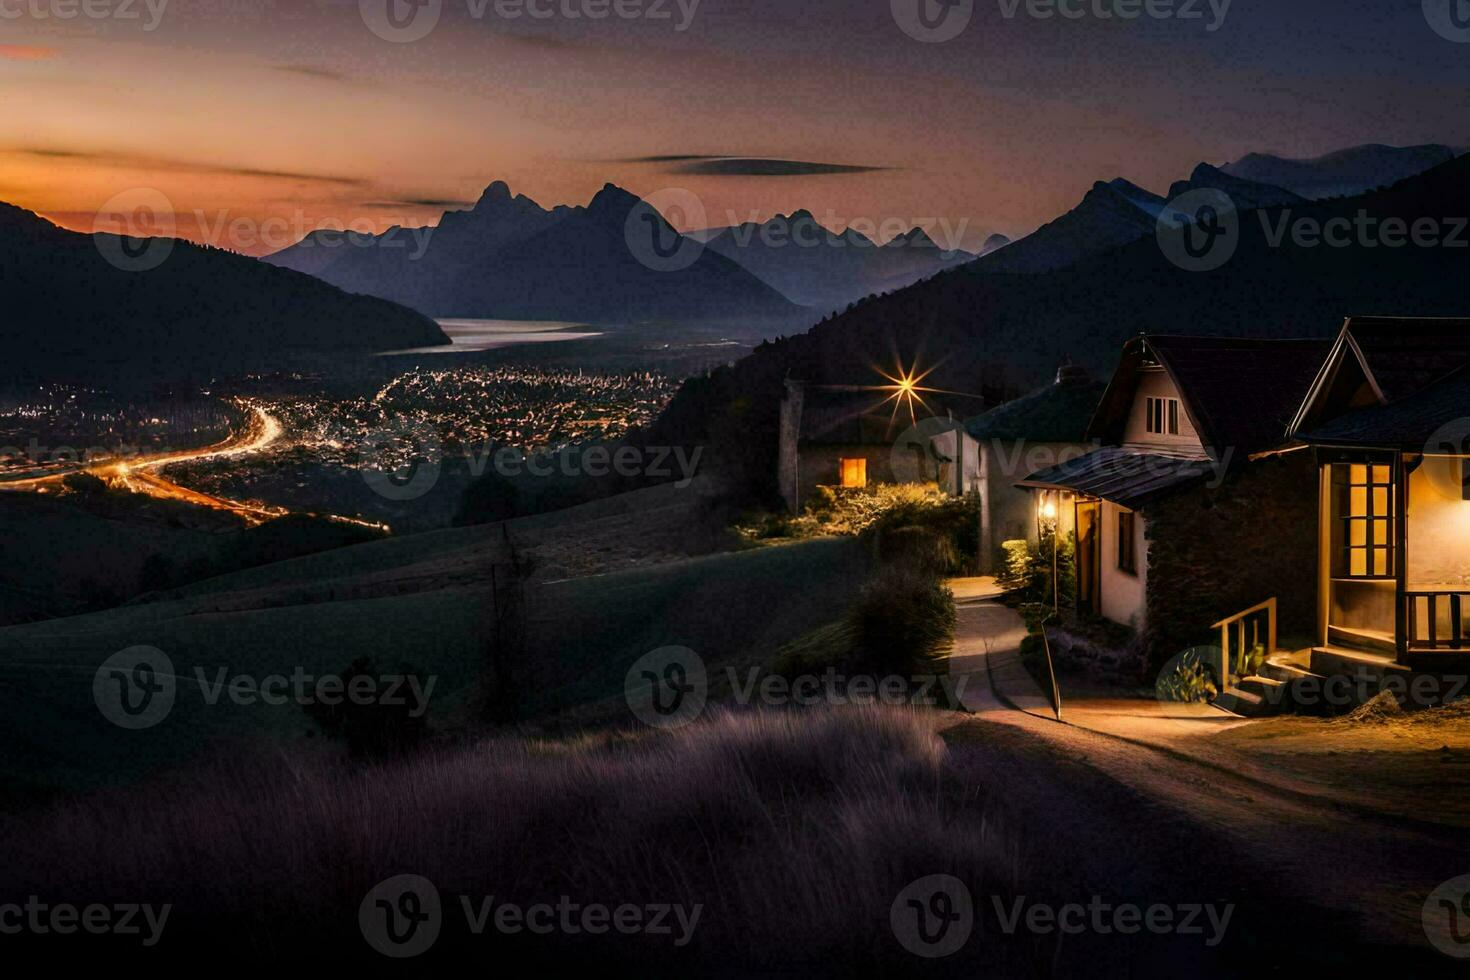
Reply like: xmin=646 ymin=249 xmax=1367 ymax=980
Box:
xmin=2 ymin=0 xmax=1466 ymax=252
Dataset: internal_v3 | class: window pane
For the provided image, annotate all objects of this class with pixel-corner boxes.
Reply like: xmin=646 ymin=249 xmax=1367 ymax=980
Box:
xmin=1351 ymin=551 xmax=1367 ymax=576
xmin=1350 ymin=522 xmax=1366 ymax=546
xmin=1350 ymin=487 xmax=1367 ymax=516
xmin=1373 ymin=519 xmax=1391 ymax=547
xmin=1373 ymin=550 xmax=1388 ymax=577
xmin=1351 ymin=464 xmax=1368 ymax=485
xmin=1373 ymin=488 xmax=1389 ymax=514
xmin=1168 ymin=400 xmax=1180 ymax=435
xmin=1372 ymin=465 xmax=1391 ymax=485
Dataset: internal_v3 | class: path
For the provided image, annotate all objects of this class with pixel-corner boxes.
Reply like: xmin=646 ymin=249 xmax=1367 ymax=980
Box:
xmin=942 ymin=577 xmax=1470 ymax=955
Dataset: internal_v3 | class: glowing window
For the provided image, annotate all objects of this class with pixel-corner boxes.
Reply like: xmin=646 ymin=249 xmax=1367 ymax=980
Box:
xmin=1335 ymin=463 xmax=1395 ymax=579
xmin=840 ymin=458 xmax=868 ymax=489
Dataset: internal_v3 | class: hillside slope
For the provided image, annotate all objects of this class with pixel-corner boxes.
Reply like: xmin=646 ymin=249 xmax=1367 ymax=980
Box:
xmin=0 ymin=202 xmax=449 ymax=379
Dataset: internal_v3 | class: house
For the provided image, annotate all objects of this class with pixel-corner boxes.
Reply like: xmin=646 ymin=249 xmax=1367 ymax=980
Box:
xmin=1286 ymin=316 xmax=1470 ymax=674
xmin=777 ymin=381 xmax=927 ymax=513
xmin=778 ymin=368 xmax=1102 ymax=575
xmin=947 ymin=362 xmax=1103 ymax=571
xmin=1017 ymin=335 xmax=1330 ymax=674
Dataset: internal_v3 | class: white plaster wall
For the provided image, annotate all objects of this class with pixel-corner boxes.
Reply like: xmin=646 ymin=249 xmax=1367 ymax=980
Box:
xmin=1099 ymin=500 xmax=1148 ymax=629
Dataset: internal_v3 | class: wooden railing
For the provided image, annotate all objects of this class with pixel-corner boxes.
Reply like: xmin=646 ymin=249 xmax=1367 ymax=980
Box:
xmin=1404 ymin=591 xmax=1470 ymax=650
xmin=1211 ymin=598 xmax=1277 ymax=682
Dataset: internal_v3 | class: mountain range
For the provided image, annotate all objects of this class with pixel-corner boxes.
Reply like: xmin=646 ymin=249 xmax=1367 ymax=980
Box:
xmin=265 ymin=182 xmax=799 ymax=323
xmin=0 ymin=202 xmax=448 ymax=380
xmin=650 ymin=150 xmax=1470 ymax=499
xmin=1220 ymin=143 xmax=1459 ymax=200
xmin=696 ymin=211 xmax=993 ymax=311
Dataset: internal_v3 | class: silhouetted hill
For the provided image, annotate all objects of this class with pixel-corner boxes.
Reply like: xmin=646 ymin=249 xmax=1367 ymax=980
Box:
xmin=651 ymin=153 xmax=1470 ymax=501
xmin=0 ymin=201 xmax=449 ymax=380
xmin=973 ymin=178 xmax=1175 ymax=274
xmin=265 ymin=182 xmax=798 ymax=323
xmin=1222 ymin=143 xmax=1456 ymax=200
xmin=701 ymin=211 xmax=976 ymax=312
xmin=1166 ymin=163 xmax=1305 ymax=209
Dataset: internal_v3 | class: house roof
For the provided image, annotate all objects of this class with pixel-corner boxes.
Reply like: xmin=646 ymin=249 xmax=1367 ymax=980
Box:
xmin=796 ymin=387 xmax=907 ymax=446
xmin=1017 ymin=447 xmax=1217 ymax=510
xmin=1289 ymin=316 xmax=1470 ymax=436
xmin=965 ymin=364 xmax=1105 ymax=443
xmin=1298 ymin=363 xmax=1470 ymax=450
xmin=1088 ymin=335 xmax=1330 ymax=459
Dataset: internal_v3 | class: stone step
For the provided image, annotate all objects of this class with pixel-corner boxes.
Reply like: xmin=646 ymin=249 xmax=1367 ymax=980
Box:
xmin=1215 ymin=676 xmax=1290 ymax=717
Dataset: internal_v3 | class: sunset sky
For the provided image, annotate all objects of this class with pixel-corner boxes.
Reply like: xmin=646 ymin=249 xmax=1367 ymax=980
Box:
xmin=2 ymin=0 xmax=1466 ymax=253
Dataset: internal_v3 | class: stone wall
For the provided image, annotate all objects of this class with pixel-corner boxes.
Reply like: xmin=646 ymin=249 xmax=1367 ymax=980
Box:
xmin=1140 ymin=451 xmax=1319 ymax=676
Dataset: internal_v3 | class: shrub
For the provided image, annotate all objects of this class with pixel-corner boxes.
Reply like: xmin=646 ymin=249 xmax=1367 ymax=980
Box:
xmin=1155 ymin=646 xmax=1221 ymax=703
xmin=845 ymin=565 xmax=956 ymax=678
xmin=869 ymin=523 xmax=958 ymax=574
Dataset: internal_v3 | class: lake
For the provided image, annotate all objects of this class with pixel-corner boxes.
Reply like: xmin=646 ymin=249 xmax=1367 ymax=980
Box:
xmin=381 ymin=319 xmax=605 ymax=355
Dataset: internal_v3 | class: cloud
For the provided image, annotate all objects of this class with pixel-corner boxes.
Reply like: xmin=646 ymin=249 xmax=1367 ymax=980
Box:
xmin=670 ymin=158 xmax=892 ymax=177
xmin=7 ymin=148 xmax=367 ymax=186
xmin=0 ymin=45 xmax=58 ymax=61
xmin=362 ymin=198 xmax=476 ymax=210
xmin=274 ymin=65 xmax=354 ymax=83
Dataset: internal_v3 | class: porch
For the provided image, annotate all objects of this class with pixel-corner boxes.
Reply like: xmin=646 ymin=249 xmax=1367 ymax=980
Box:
xmin=1318 ymin=453 xmax=1470 ymax=669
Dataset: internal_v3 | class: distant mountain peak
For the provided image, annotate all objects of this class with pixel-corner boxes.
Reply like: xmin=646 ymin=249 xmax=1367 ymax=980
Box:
xmin=474 ymin=180 xmax=514 ymax=209
xmin=586 ymin=182 xmax=643 ymax=218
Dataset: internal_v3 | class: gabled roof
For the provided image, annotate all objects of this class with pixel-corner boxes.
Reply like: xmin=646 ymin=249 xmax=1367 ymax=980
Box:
xmin=1289 ymin=316 xmax=1470 ymax=436
xmin=965 ymin=364 xmax=1105 ymax=443
xmin=1017 ymin=447 xmax=1217 ymax=510
xmin=795 ymin=387 xmax=906 ymax=446
xmin=1088 ymin=335 xmax=1330 ymax=460
xmin=1298 ymin=363 xmax=1470 ymax=450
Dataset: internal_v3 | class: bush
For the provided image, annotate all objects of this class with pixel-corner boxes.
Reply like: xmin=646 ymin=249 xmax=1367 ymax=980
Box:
xmin=846 ymin=565 xmax=956 ymax=677
xmin=302 ymin=657 xmax=430 ymax=757
xmin=869 ymin=524 xmax=958 ymax=574
xmin=1155 ymin=646 xmax=1221 ymax=703
xmin=996 ymin=531 xmax=1074 ymax=606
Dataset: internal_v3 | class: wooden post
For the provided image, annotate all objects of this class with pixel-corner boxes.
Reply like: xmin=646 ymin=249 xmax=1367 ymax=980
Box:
xmin=1395 ymin=452 xmax=1409 ymax=662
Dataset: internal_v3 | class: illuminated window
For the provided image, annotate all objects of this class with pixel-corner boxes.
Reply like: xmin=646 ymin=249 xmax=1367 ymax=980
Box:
xmin=1145 ymin=397 xmax=1180 ymax=436
xmin=1334 ymin=463 xmax=1395 ymax=578
xmin=840 ymin=458 xmax=867 ymax=489
xmin=1117 ymin=509 xmax=1138 ymax=575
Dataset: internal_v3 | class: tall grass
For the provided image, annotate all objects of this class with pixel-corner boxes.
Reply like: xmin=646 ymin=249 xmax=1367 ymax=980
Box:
xmin=0 ymin=707 xmax=1030 ymax=974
